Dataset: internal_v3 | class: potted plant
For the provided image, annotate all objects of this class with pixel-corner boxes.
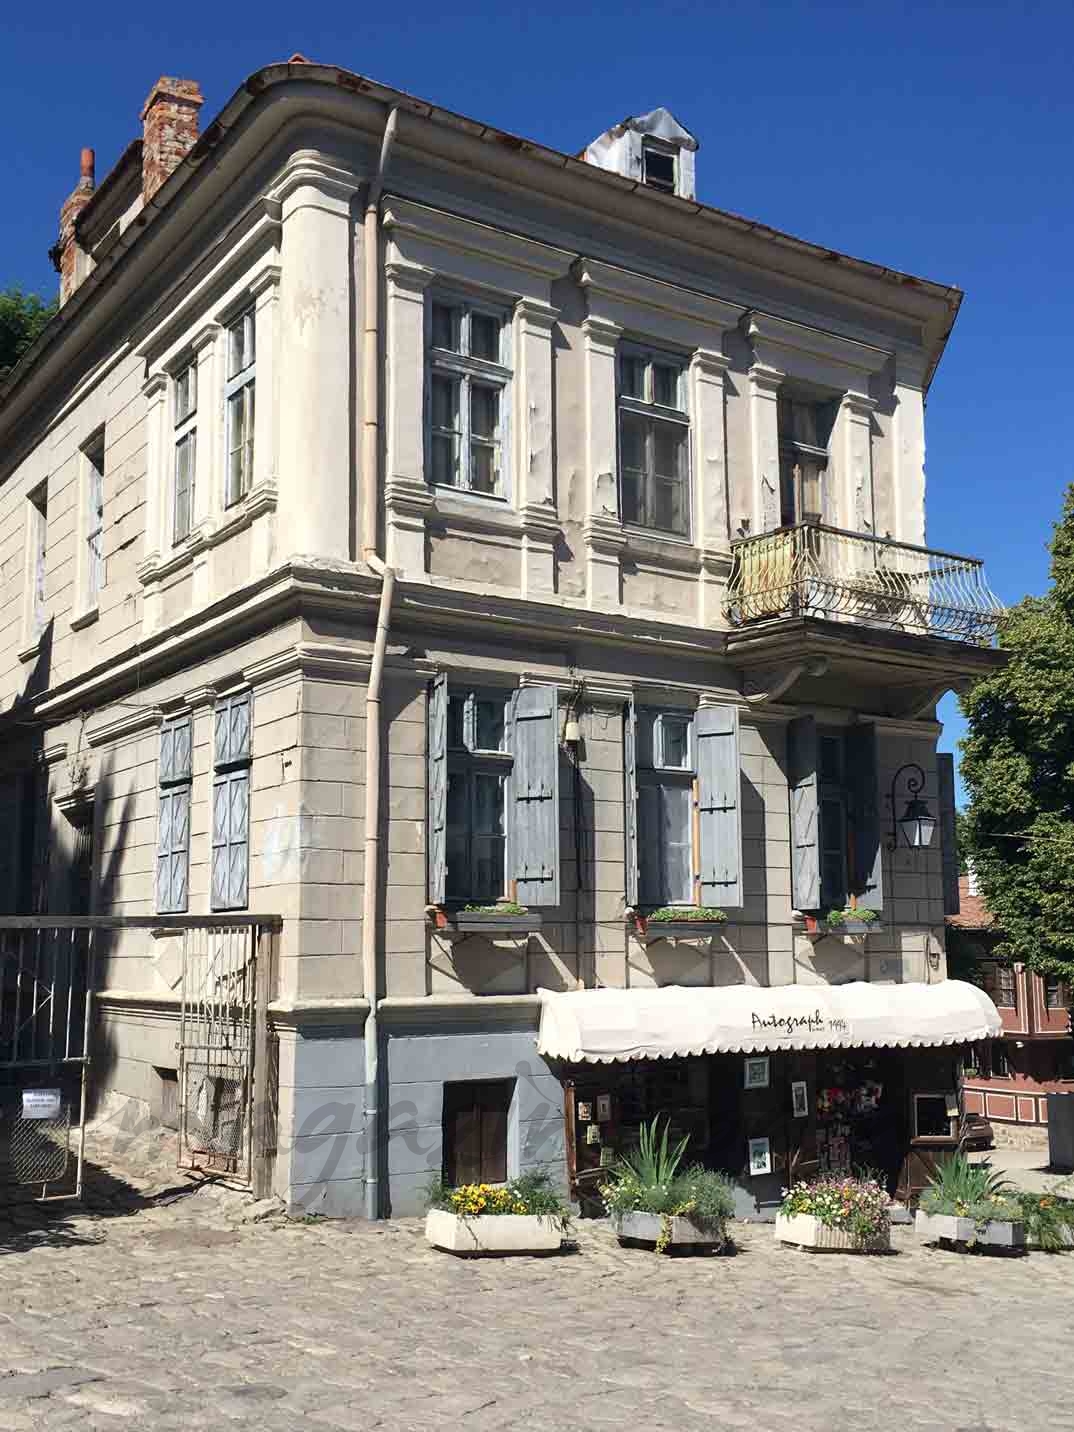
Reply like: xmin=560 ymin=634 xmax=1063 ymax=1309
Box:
xmin=429 ymin=902 xmax=542 ymax=935
xmin=425 ymin=1170 xmax=571 ymax=1256
xmin=776 ymin=1175 xmax=892 ymax=1252
xmin=631 ymin=906 xmax=728 ymax=940
xmin=915 ymin=1155 xmax=1026 ymax=1251
xmin=1015 ymin=1189 xmax=1074 ymax=1251
xmin=804 ymin=908 xmax=880 ymax=937
xmin=602 ymin=1117 xmax=735 ymax=1253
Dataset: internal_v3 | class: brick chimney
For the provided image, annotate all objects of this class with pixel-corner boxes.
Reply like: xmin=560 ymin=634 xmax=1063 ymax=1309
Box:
xmin=50 ymin=148 xmax=96 ymax=307
xmin=141 ymin=77 xmax=203 ymax=203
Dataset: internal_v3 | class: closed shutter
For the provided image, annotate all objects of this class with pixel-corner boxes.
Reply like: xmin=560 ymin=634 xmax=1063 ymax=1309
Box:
xmin=846 ymin=723 xmax=884 ymax=912
xmin=696 ymin=703 xmax=743 ymax=908
xmin=624 ymin=699 xmax=639 ymax=907
xmin=937 ymin=752 xmax=960 ymax=917
xmin=428 ymin=672 xmax=448 ymax=906
xmin=787 ymin=715 xmax=821 ymax=911
xmin=443 ymin=1080 xmax=511 ymax=1186
xmin=211 ymin=771 xmax=249 ymax=911
xmin=215 ymin=693 xmax=251 ymax=766
xmin=510 ymin=684 xmax=560 ymax=907
xmin=157 ymin=787 xmax=190 ymax=914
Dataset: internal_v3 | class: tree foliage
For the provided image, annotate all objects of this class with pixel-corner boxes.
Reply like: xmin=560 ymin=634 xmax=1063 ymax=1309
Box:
xmin=961 ymin=482 xmax=1074 ymax=980
xmin=0 ymin=287 xmax=57 ymax=382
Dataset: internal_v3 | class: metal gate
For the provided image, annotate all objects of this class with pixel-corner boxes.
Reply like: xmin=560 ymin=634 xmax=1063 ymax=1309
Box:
xmin=178 ymin=919 xmax=277 ymax=1192
xmin=0 ymin=922 xmax=95 ymax=1202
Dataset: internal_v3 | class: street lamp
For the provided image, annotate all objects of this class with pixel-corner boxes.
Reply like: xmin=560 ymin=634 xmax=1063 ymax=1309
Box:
xmin=887 ymin=763 xmax=937 ymax=851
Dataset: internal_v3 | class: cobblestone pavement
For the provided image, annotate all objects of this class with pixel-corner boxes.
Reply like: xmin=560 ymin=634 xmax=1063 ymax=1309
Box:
xmin=1 ymin=1132 xmax=1072 ymax=1432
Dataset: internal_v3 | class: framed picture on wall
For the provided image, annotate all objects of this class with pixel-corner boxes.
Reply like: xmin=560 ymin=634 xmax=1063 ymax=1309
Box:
xmin=743 ymin=1056 xmax=770 ymax=1090
xmin=748 ymin=1136 xmax=772 ymax=1177
xmin=791 ymin=1080 xmax=809 ymax=1119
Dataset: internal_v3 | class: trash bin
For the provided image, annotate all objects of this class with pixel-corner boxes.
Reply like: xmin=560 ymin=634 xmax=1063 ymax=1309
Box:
xmin=1047 ymin=1092 xmax=1074 ymax=1172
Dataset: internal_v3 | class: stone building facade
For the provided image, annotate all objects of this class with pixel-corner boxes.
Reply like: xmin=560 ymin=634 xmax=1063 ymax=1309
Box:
xmin=0 ymin=61 xmax=1003 ymax=1216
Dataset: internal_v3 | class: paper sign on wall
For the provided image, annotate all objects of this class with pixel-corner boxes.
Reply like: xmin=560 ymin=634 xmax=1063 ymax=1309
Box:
xmin=22 ymin=1089 xmax=62 ymax=1121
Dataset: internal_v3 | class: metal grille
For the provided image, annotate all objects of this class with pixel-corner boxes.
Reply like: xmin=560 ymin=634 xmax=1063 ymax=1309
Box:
xmin=726 ymin=523 xmax=1003 ymax=644
xmin=9 ymin=1107 xmax=70 ymax=1185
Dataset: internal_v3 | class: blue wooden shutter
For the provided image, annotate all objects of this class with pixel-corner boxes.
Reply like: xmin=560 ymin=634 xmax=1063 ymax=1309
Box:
xmin=787 ymin=715 xmax=821 ymax=911
xmin=624 ymin=699 xmax=639 ymax=907
xmin=696 ymin=703 xmax=743 ymax=908
xmin=511 ymin=684 xmax=560 ymax=907
xmin=211 ymin=771 xmax=249 ymax=910
xmin=428 ymin=672 xmax=448 ymax=905
xmin=938 ymin=752 xmax=959 ymax=917
xmin=157 ymin=790 xmax=174 ymax=911
xmin=846 ymin=723 xmax=884 ymax=912
xmin=211 ymin=776 xmax=229 ymax=909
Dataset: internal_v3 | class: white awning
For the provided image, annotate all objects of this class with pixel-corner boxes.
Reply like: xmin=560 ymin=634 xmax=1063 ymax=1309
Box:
xmin=536 ymin=980 xmax=1002 ymax=1064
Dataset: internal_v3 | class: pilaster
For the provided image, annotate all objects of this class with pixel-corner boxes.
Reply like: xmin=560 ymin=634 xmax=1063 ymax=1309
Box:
xmin=582 ymin=315 xmax=624 ymax=609
xmin=747 ymin=363 xmax=783 ymax=534
xmin=384 ymin=259 xmax=436 ymax=575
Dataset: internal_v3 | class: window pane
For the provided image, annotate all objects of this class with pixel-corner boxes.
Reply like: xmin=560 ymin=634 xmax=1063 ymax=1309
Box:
xmin=620 ymin=354 xmax=646 ymax=400
xmin=620 ymin=411 xmax=647 ymax=525
xmin=432 ymin=303 xmax=459 ymax=352
xmin=820 ymin=736 xmax=842 ymax=784
xmin=228 ymin=317 xmax=250 ymax=378
xmin=446 ymin=771 xmax=470 ymax=900
xmin=473 ymin=772 xmax=505 ymax=836
xmin=474 ymin=697 xmax=506 ymax=751
xmin=659 ymin=716 xmax=690 ymax=770
xmin=448 ymin=695 xmax=466 ymax=748
xmin=470 ymin=385 xmax=500 ymax=495
xmin=175 ymin=433 xmax=194 ymax=541
xmin=470 ymin=312 xmax=499 ymax=362
xmin=653 ymin=422 xmax=684 ymax=480
xmin=431 ymin=374 xmax=461 ymax=487
xmin=644 ymin=146 xmax=676 ymax=193
xmin=227 ymin=392 xmax=245 ymax=504
xmin=652 ymin=363 xmax=680 ymax=409
xmin=661 ymin=784 xmax=693 ymax=903
xmin=431 ymin=434 xmax=458 ymax=487
xmin=621 ymin=470 xmax=644 ymax=527
xmin=431 ymin=373 xmax=459 ymax=430
xmin=471 ymin=383 xmax=498 ymax=440
xmin=651 ymin=478 xmax=686 ymax=537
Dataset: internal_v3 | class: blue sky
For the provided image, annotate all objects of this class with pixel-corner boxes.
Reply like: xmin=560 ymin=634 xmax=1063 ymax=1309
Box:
xmin=4 ymin=2 xmax=1072 ymax=796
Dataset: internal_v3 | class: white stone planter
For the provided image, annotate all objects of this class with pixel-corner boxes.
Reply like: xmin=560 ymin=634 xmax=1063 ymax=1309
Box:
xmin=611 ymin=1210 xmax=727 ymax=1250
xmin=425 ymin=1209 xmax=564 ymax=1256
xmin=775 ymin=1212 xmax=890 ymax=1253
xmin=915 ymin=1209 xmax=1026 ymax=1250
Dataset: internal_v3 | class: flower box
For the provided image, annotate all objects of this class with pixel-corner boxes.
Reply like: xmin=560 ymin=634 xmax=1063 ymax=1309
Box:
xmin=611 ymin=1210 xmax=727 ymax=1250
xmin=425 ymin=1209 xmax=564 ymax=1256
xmin=431 ymin=909 xmax=542 ymax=936
xmin=803 ymin=914 xmax=877 ymax=937
xmin=775 ymin=1212 xmax=890 ymax=1253
xmin=914 ymin=1209 xmax=1026 ymax=1251
xmin=631 ymin=912 xmax=728 ymax=942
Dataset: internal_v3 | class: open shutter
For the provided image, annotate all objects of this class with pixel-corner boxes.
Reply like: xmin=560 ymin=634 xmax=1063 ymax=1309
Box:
xmin=511 ymin=684 xmax=560 ymax=907
xmin=427 ymin=672 xmax=448 ymax=906
xmin=787 ymin=715 xmax=821 ymax=911
xmin=624 ymin=699 xmax=639 ymax=907
xmin=846 ymin=723 xmax=884 ymax=912
xmin=938 ymin=752 xmax=960 ymax=917
xmin=696 ymin=703 xmax=743 ymax=908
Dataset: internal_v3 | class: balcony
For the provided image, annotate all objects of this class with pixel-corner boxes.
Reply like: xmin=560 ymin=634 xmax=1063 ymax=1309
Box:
xmin=726 ymin=523 xmax=1003 ymax=647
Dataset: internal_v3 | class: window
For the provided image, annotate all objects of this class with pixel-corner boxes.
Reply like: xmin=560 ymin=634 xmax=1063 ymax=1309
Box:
xmin=1045 ymin=976 xmax=1070 ymax=1010
xmin=818 ymin=733 xmax=848 ymax=911
xmin=428 ymin=677 xmax=560 ymax=910
xmin=426 ymin=298 xmax=509 ymax=498
xmin=211 ymin=692 xmax=252 ymax=911
xmin=913 ymin=1092 xmax=958 ymax=1141
xmin=993 ymin=964 xmax=1016 ymax=1008
xmin=629 ymin=703 xmax=743 ymax=910
xmin=173 ymin=361 xmax=197 ymax=542
xmin=83 ymin=431 xmax=105 ymax=607
xmin=442 ymin=1080 xmax=512 ymax=1185
xmin=991 ymin=1040 xmax=1010 ymax=1078
xmin=225 ymin=309 xmax=255 ymax=507
xmin=617 ymin=348 xmax=690 ymax=537
xmin=157 ymin=716 xmax=192 ymax=914
xmin=778 ymin=395 xmax=835 ymax=527
xmin=642 ymin=139 xmax=677 ymax=194
xmin=27 ymin=483 xmax=48 ymax=641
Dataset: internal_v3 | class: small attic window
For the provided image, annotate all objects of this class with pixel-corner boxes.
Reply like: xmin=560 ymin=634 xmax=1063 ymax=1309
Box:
xmin=642 ymin=140 xmax=677 ymax=194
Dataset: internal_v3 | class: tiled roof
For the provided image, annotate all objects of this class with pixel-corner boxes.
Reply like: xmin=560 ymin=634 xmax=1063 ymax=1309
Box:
xmin=946 ymin=875 xmax=996 ymax=930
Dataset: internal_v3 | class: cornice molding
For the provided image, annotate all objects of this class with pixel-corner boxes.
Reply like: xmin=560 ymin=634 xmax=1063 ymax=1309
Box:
xmin=87 ymin=705 xmax=163 ymax=748
xmin=744 ymin=310 xmax=891 ymax=385
xmin=575 ymin=256 xmax=746 ymax=333
xmin=268 ymin=152 xmax=361 ymax=211
xmin=383 ymin=195 xmax=575 ymax=283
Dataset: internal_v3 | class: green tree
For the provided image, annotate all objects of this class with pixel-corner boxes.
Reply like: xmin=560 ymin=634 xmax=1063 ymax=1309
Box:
xmin=0 ymin=287 xmax=57 ymax=382
xmin=961 ymin=482 xmax=1074 ymax=981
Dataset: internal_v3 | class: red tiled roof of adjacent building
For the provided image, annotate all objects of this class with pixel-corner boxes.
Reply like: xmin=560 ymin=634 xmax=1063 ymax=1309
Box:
xmin=947 ymin=874 xmax=995 ymax=930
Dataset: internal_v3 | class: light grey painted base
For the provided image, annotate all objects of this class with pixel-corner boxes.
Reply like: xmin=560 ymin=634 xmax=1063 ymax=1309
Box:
xmin=612 ymin=1211 xmax=726 ymax=1249
xmin=915 ymin=1210 xmax=1026 ymax=1250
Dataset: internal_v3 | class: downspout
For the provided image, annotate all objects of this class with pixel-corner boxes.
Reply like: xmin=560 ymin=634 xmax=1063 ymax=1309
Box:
xmin=361 ymin=105 xmax=399 ymax=1221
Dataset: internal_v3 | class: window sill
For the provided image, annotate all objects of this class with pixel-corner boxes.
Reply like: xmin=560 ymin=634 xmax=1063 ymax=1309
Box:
xmin=70 ymin=606 xmax=99 ymax=632
xmin=621 ymin=525 xmax=702 ymax=571
xmin=17 ymin=635 xmax=44 ymax=665
xmin=430 ymin=487 xmax=520 ymax=535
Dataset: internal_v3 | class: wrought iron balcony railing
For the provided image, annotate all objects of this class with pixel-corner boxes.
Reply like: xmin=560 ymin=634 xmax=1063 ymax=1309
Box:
xmin=726 ymin=523 xmax=1003 ymax=645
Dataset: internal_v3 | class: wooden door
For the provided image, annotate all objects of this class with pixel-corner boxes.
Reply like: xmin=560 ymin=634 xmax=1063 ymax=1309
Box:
xmin=442 ymin=1081 xmax=510 ymax=1185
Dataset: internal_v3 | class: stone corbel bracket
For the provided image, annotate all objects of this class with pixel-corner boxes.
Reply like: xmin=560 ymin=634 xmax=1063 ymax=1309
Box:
xmin=743 ymin=657 xmax=829 ymax=705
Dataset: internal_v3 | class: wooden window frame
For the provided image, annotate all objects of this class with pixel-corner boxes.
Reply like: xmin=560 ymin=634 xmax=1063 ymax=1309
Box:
xmin=445 ymin=688 xmax=513 ymax=906
xmin=617 ymin=344 xmax=691 ymax=539
xmin=637 ymin=706 xmax=697 ymax=908
xmin=425 ymin=295 xmax=512 ymax=500
xmin=224 ymin=309 xmax=256 ymax=509
xmin=778 ymin=393 xmax=834 ymax=527
xmin=173 ymin=360 xmax=198 ymax=543
xmin=82 ymin=429 xmax=106 ymax=609
xmin=26 ymin=482 xmax=48 ymax=645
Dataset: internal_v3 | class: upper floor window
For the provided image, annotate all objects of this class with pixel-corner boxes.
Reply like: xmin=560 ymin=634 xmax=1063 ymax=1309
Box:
xmin=173 ymin=361 xmax=197 ymax=542
xmin=225 ymin=309 xmax=255 ymax=508
xmin=1045 ymin=976 xmax=1070 ymax=1010
xmin=428 ymin=677 xmax=559 ymax=909
xmin=426 ymin=298 xmax=510 ymax=499
xmin=617 ymin=347 xmax=690 ymax=538
xmin=26 ymin=483 xmax=48 ymax=642
xmin=642 ymin=139 xmax=677 ymax=194
xmin=157 ymin=715 xmax=192 ymax=914
xmin=83 ymin=430 xmax=105 ymax=608
xmin=212 ymin=691 xmax=252 ymax=911
xmin=778 ymin=394 xmax=835 ymax=527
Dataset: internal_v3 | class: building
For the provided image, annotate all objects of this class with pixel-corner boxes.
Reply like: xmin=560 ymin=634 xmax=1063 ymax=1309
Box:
xmin=0 ymin=60 xmax=1006 ymax=1217
xmin=951 ymin=876 xmax=1074 ymax=1137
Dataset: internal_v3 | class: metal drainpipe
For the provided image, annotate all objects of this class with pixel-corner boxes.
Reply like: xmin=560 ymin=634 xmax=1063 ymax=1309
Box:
xmin=360 ymin=105 xmax=399 ymax=1221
